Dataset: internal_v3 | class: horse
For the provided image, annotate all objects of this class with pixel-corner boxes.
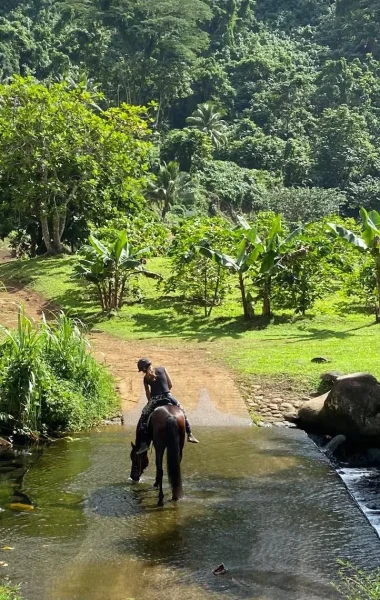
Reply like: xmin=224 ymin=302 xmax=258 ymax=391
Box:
xmin=130 ymin=405 xmax=185 ymax=506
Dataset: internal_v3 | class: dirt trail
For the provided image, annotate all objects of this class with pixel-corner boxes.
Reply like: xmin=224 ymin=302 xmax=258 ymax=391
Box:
xmin=0 ymin=276 xmax=249 ymax=425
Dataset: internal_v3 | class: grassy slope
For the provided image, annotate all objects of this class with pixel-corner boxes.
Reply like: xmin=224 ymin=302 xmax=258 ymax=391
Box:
xmin=0 ymin=256 xmax=379 ymax=393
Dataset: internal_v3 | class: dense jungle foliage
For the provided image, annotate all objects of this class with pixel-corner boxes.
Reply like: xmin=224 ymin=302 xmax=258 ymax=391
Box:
xmin=1 ymin=0 xmax=380 ymax=253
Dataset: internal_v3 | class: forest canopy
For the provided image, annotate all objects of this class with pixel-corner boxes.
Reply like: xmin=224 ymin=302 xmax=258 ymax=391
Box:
xmin=0 ymin=0 xmax=379 ymax=250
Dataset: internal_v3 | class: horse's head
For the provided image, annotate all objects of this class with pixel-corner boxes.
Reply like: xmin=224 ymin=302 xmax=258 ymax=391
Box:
xmin=129 ymin=442 xmax=149 ymax=482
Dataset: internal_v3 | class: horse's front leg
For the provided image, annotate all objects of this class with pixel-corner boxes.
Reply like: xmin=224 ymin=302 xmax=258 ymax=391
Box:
xmin=155 ymin=449 xmax=164 ymax=507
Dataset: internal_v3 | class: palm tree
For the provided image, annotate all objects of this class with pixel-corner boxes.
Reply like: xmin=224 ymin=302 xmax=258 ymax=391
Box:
xmin=186 ymin=103 xmax=227 ymax=149
xmin=148 ymin=161 xmax=191 ymax=220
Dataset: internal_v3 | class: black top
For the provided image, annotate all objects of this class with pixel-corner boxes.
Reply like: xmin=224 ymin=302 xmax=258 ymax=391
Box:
xmin=144 ymin=366 xmax=169 ymax=396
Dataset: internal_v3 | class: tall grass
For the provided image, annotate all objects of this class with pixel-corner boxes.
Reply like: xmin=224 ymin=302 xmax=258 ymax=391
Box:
xmin=0 ymin=309 xmax=119 ymax=439
xmin=0 ymin=583 xmax=22 ymax=600
xmin=335 ymin=562 xmax=380 ymax=599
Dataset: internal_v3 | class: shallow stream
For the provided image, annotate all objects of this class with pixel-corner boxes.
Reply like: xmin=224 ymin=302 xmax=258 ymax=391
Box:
xmin=1 ymin=426 xmax=380 ymax=600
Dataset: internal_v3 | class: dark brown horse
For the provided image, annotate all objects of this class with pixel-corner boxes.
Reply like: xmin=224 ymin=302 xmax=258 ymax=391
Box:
xmin=130 ymin=405 xmax=185 ymax=506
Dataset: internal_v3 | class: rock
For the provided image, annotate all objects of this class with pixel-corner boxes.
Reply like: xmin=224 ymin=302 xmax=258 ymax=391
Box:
xmin=280 ymin=403 xmax=295 ymax=412
xmin=254 ymin=395 xmax=264 ymax=401
xmin=269 ymin=403 xmax=279 ymax=410
xmin=311 ymin=357 xmax=331 ymax=363
xmin=298 ymin=392 xmax=329 ymax=424
xmin=283 ymin=412 xmax=299 ymax=423
xmin=320 ymin=371 xmax=343 ymax=385
xmin=0 ymin=438 xmax=12 ymax=449
xmin=322 ymin=434 xmax=346 ymax=454
xmin=258 ymin=422 xmax=272 ymax=428
xmin=297 ymin=372 xmax=380 ymax=441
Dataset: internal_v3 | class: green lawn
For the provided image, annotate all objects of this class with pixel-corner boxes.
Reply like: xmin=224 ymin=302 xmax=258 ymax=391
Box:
xmin=1 ymin=255 xmax=378 ymax=393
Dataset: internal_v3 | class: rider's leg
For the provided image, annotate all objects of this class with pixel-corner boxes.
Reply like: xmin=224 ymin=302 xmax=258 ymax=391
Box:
xmin=136 ymin=402 xmax=155 ymax=455
xmin=167 ymin=395 xmax=199 ymax=444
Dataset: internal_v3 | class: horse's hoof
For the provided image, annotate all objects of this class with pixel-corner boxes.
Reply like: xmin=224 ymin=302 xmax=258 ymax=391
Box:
xmin=153 ymin=483 xmax=159 ymax=489
xmin=157 ymin=500 xmax=164 ymax=507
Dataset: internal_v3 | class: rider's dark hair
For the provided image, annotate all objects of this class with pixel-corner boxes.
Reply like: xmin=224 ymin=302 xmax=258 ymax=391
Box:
xmin=145 ymin=364 xmax=157 ymax=383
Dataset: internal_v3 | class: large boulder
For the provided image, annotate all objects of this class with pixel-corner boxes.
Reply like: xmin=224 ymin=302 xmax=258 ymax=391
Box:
xmin=298 ymin=393 xmax=329 ymax=424
xmin=295 ymin=373 xmax=380 ymax=441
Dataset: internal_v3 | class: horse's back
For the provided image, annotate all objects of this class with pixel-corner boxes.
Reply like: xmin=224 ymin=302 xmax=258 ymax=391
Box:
xmin=151 ymin=404 xmax=184 ymax=426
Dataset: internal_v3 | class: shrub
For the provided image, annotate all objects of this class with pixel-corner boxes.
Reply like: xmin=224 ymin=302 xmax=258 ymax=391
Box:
xmin=93 ymin=215 xmax=169 ymax=256
xmin=165 ymin=216 xmax=235 ymax=311
xmin=0 ymin=310 xmax=118 ymax=439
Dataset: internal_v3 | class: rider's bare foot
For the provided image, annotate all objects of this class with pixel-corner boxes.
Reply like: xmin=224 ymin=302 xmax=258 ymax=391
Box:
xmin=187 ymin=433 xmax=199 ymax=443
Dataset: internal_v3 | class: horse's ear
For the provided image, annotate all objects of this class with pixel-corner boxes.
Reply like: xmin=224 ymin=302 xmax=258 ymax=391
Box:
xmin=131 ymin=442 xmax=135 ymax=449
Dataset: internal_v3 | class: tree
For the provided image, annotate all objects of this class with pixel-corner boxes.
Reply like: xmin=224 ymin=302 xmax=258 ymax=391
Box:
xmin=160 ymin=128 xmax=213 ymax=172
xmin=329 ymin=208 xmax=380 ymax=321
xmin=311 ymin=106 xmax=378 ymax=189
xmin=76 ymin=231 xmax=160 ymax=312
xmin=259 ymin=187 xmax=344 ymax=224
xmin=147 ymin=162 xmax=192 ymax=220
xmin=63 ymin=0 xmax=212 ymax=116
xmin=186 ymin=102 xmax=227 ymax=149
xmin=0 ymin=77 xmax=152 ymax=255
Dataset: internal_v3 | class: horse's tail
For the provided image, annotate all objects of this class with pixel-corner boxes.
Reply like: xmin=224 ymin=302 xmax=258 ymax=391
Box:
xmin=166 ymin=416 xmax=182 ymax=500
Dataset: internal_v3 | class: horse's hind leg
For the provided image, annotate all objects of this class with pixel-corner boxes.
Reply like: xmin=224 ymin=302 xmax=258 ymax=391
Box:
xmin=155 ymin=449 xmax=164 ymax=507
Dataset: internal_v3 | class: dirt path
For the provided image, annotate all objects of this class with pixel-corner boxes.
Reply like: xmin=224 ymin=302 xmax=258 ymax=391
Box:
xmin=0 ymin=281 xmax=250 ymax=425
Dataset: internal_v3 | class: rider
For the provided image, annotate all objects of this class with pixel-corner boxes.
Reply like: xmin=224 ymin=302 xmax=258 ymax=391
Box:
xmin=135 ymin=358 xmax=199 ymax=454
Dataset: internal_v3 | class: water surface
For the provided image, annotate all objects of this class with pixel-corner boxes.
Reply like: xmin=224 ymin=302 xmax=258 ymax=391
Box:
xmin=1 ymin=427 xmax=379 ymax=600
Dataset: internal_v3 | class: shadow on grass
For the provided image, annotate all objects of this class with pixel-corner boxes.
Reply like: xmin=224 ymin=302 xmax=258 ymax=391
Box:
xmin=1 ymin=256 xmax=378 ymax=344
xmin=126 ymin=299 xmax=317 ymax=342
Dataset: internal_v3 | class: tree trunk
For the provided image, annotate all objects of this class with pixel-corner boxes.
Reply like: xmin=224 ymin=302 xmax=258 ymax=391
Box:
xmin=262 ymin=277 xmax=271 ymax=317
xmin=97 ymin=284 xmax=105 ymax=312
xmin=162 ymin=199 xmax=170 ymax=220
xmin=239 ymin=272 xmax=251 ymax=320
xmin=204 ymin=267 xmax=208 ymax=317
xmin=118 ymin=278 xmax=127 ymax=309
xmin=59 ymin=211 xmax=67 ymax=239
xmin=40 ymin=214 xmax=54 ymax=255
xmin=52 ymin=210 xmax=64 ymax=254
xmin=208 ymin=264 xmax=221 ymax=317
xmin=375 ymin=258 xmax=380 ymax=323
xmin=29 ymin=224 xmax=37 ymax=258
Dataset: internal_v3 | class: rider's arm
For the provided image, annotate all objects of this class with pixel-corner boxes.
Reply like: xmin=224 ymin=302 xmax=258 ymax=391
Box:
xmin=144 ymin=382 xmax=151 ymax=402
xmin=165 ymin=369 xmax=173 ymax=390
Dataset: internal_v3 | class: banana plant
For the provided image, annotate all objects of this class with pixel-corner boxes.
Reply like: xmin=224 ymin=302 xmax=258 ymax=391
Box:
xmin=237 ymin=215 xmax=304 ymax=317
xmin=328 ymin=208 xmax=380 ymax=322
xmin=191 ymin=222 xmax=263 ymax=320
xmin=193 ymin=215 xmax=303 ymax=319
xmin=76 ymin=230 xmax=160 ymax=312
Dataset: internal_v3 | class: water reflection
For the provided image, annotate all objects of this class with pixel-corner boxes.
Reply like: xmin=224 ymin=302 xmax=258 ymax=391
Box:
xmin=0 ymin=427 xmax=379 ymax=600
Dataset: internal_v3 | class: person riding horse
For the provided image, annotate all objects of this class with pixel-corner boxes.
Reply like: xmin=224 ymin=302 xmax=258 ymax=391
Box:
xmin=135 ymin=358 xmax=199 ymax=455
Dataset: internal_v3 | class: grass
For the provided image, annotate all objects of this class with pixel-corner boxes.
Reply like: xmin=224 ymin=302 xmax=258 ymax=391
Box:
xmin=0 ymin=583 xmax=22 ymax=600
xmin=0 ymin=255 xmax=379 ymax=394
